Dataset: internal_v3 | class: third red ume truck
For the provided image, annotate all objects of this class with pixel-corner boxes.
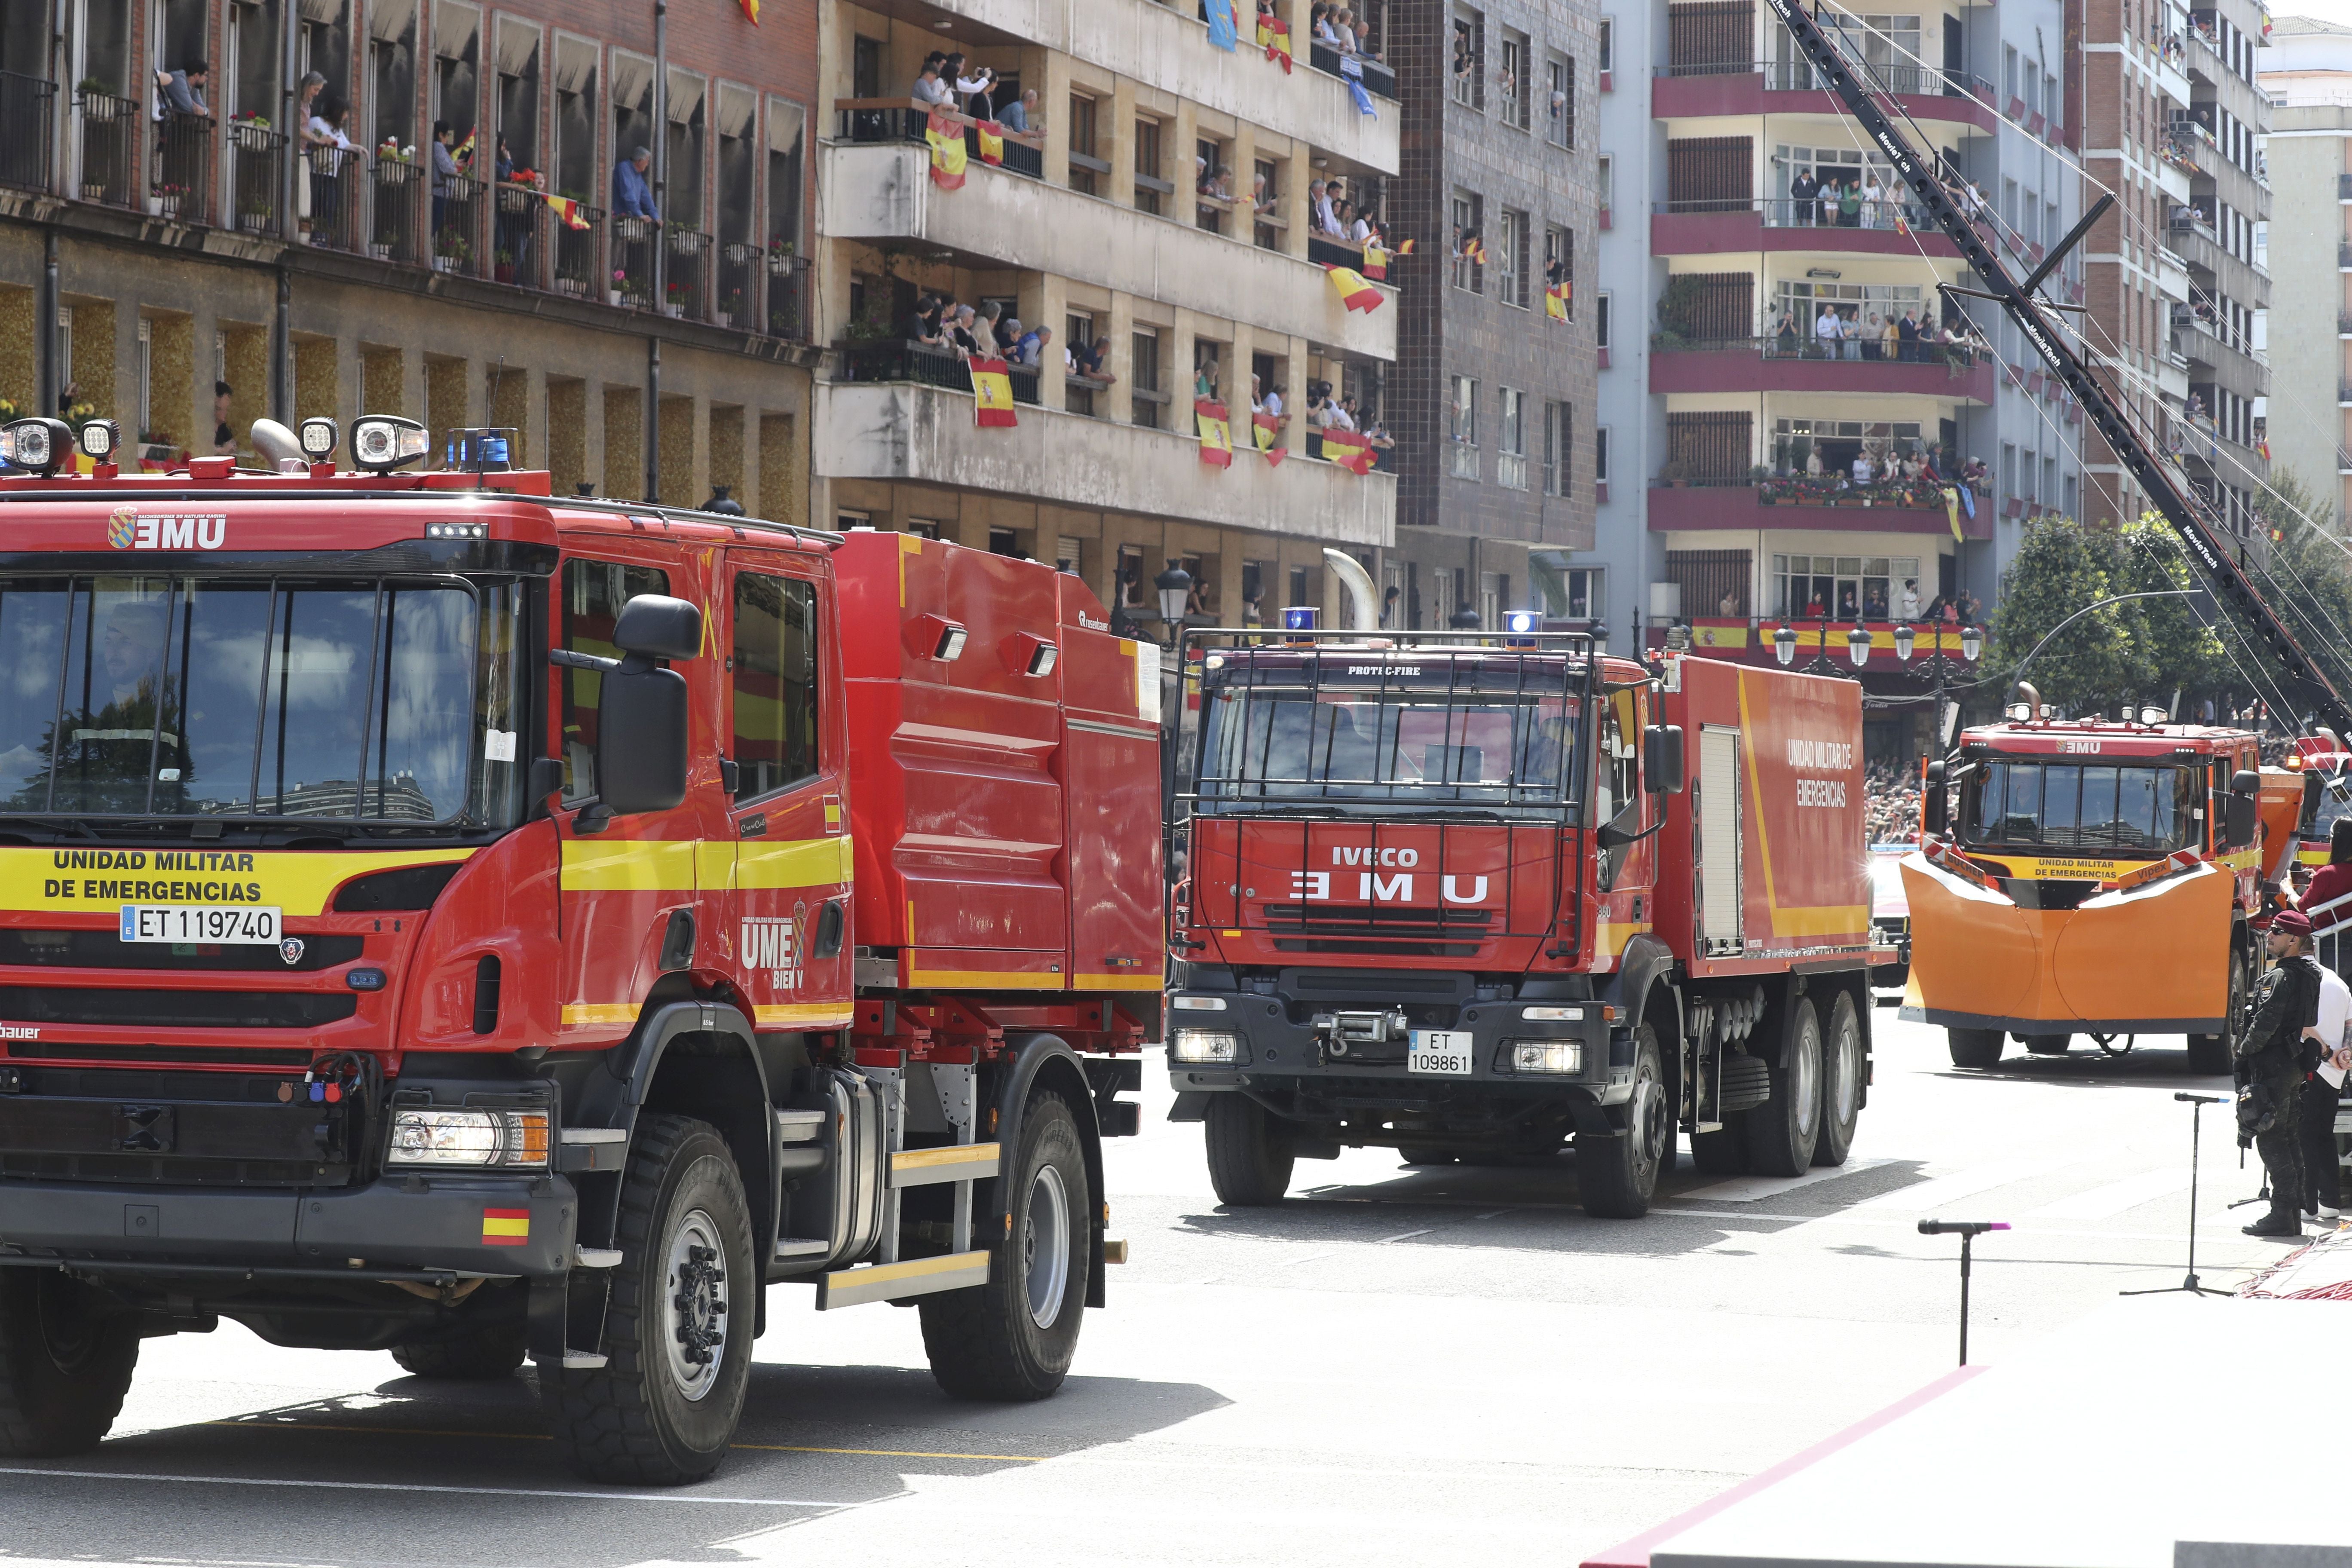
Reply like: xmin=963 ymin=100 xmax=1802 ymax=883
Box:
xmin=1168 ymin=630 xmax=1891 ymax=1217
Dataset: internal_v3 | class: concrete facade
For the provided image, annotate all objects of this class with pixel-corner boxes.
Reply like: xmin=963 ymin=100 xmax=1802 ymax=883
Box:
xmin=2260 ymin=16 xmax=2352 ymax=528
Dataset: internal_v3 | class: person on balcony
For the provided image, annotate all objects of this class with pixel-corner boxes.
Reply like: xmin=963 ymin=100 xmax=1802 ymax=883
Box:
xmin=430 ymin=121 xmax=463 ymax=239
xmin=912 ymin=294 xmax=948 ymax=349
xmin=1789 ymin=165 xmax=1819 ymax=226
xmin=1841 ymin=308 xmax=1862 ymax=361
xmin=1860 ymin=312 xmax=1882 ymax=361
xmin=943 ymin=54 xmax=996 ymax=118
xmin=1072 ymin=335 xmax=1117 ymax=386
xmin=306 ymin=97 xmax=353 ymax=244
xmin=913 ymin=54 xmax=952 ymax=108
xmin=1814 ymin=301 xmax=1841 ymax=358
xmin=1898 ymin=579 xmax=1921 ymax=619
xmin=153 ymin=59 xmax=209 ymax=119
xmin=1012 ymin=323 xmax=1052 ymax=368
xmin=1836 ymin=178 xmax=1862 ymax=227
xmin=1775 ymin=312 xmax=1799 ymax=356
xmin=1851 ymin=450 xmax=1874 ymax=487
xmin=612 ymin=145 xmax=658 ymax=222
xmin=1880 ymin=312 xmax=1900 ymax=361
xmin=999 ymin=89 xmax=1040 ymax=133
xmin=1897 ymin=307 xmax=1919 ymax=363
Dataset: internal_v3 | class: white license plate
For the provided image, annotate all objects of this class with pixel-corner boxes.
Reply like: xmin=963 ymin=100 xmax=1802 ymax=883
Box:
xmin=119 ymin=905 xmax=283 ymax=944
xmin=1408 ymin=1029 xmax=1475 ymax=1076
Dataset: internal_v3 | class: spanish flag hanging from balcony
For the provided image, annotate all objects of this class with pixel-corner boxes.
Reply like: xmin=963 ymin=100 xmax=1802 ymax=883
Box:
xmin=975 ymin=122 xmax=1004 ymax=166
xmin=1325 ymin=264 xmax=1383 ymax=313
xmin=1321 ymin=428 xmax=1376 ymax=476
xmin=541 ymin=193 xmax=591 ymax=230
xmin=1360 ymin=242 xmax=1387 ymax=280
xmin=969 ymin=358 xmax=1018 ymax=427
xmin=1544 ymin=282 xmax=1569 ymax=322
xmin=1254 ymin=413 xmax=1287 ymax=467
xmin=738 ymin=0 xmax=759 ymax=20
xmin=926 ymin=113 xmax=967 ymax=190
xmin=1259 ymin=15 xmax=1294 ymax=71
xmin=1196 ymin=400 xmax=1234 ymax=468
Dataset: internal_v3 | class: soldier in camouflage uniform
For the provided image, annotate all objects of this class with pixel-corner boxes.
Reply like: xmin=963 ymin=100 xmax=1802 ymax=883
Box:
xmin=2241 ymin=910 xmax=2323 ymax=1237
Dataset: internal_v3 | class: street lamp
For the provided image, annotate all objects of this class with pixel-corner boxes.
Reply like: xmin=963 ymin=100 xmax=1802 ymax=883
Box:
xmin=1847 ymin=623 xmax=1873 ymax=668
xmin=1894 ymin=622 xmax=1917 ymax=662
xmin=1154 ymin=562 xmax=1194 ymax=628
xmin=1773 ymin=623 xmax=1798 ymax=667
xmin=1960 ymin=622 xmax=1985 ymax=662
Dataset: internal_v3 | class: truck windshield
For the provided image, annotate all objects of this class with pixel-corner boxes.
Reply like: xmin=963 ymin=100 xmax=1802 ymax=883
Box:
xmin=1957 ymin=760 xmax=2196 ymax=853
xmin=0 ymin=575 xmax=524 ymax=830
xmin=1195 ymin=688 xmax=1583 ymax=811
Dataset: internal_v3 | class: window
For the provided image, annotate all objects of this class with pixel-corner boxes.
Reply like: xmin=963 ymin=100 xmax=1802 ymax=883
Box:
xmin=1451 ymin=188 xmax=1483 ymax=292
xmin=561 ymin=559 xmax=671 ymax=802
xmin=1769 ymin=554 xmax=1920 ymax=619
xmin=1565 ymin=567 xmax=1602 ymax=619
xmin=1289 ymin=564 xmax=1311 ymax=611
xmin=1449 ymin=375 xmax=1480 ymax=479
xmin=1498 ymin=208 xmax=1526 ymax=307
xmin=1542 ymin=224 xmax=1572 ymax=320
xmin=731 ymin=571 xmax=820 ymax=802
xmin=1768 ymin=417 xmax=1924 ymax=475
xmin=1431 ymin=567 xmax=1457 ymax=625
xmin=552 ymin=34 xmax=597 ymax=205
xmin=1598 ymin=18 xmax=1613 ymax=78
xmin=1068 ymin=93 xmax=1099 ymax=196
xmin=1546 ymin=52 xmax=1574 ymax=147
xmin=1500 ymin=29 xmax=1530 ymax=130
xmin=1451 ymin=7 xmax=1484 ymax=110
xmin=1594 ymin=426 xmax=1610 ymax=486
xmin=1133 ymin=114 xmax=1166 ymax=217
xmin=1596 ymin=153 xmax=1612 ymax=219
xmin=1498 ymin=388 xmax=1527 ymax=490
xmin=1253 ymin=156 xmax=1281 ymax=249
xmin=1543 ymin=401 xmax=1574 ymax=495
xmin=1595 ymin=291 xmax=1612 ymax=351
xmin=1480 ymin=572 xmax=1508 ymax=632
xmin=1056 ymin=537 xmax=1083 ymax=574
xmin=2003 ymin=43 xmax=2018 ymax=105
xmin=1131 ymin=328 xmax=1164 ymax=429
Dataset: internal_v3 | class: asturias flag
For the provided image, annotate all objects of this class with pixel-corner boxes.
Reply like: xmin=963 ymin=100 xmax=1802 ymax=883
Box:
xmin=1326 ymin=265 xmax=1383 ymax=313
xmin=1196 ymin=400 xmax=1234 ymax=468
xmin=1253 ymin=413 xmax=1286 ymax=466
xmin=1206 ymin=0 xmax=1238 ymax=51
xmin=976 ymin=121 xmax=1004 ymax=166
xmin=969 ymin=358 xmax=1018 ymax=428
xmin=926 ymin=112 xmax=967 ymax=190
xmin=1259 ymin=15 xmax=1294 ymax=71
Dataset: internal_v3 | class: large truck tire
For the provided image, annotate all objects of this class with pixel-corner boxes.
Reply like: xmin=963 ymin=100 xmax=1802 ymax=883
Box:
xmin=2187 ymin=947 xmax=2245 ymax=1075
xmin=0 ymin=1268 xmax=138 ymax=1457
xmin=544 ymin=1113 xmax=755 ymax=1485
xmin=1203 ymin=1093 xmax=1295 ymax=1205
xmin=1948 ymin=1027 xmax=2005 ymax=1069
xmin=2023 ymin=1034 xmax=2073 ymax=1056
xmin=391 ymin=1320 xmax=528 ymax=1381
xmin=1577 ymin=1025 xmax=1668 ymax=1218
xmin=1746 ymin=997 xmax=1822 ymax=1176
xmin=922 ymin=1090 xmax=1090 ymax=1402
xmin=1813 ymin=989 xmax=1864 ymax=1168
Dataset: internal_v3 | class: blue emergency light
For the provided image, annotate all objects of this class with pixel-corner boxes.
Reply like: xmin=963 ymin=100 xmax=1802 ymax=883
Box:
xmin=1280 ymin=606 xmax=1320 ymax=631
xmin=1503 ymin=609 xmax=1540 ymax=648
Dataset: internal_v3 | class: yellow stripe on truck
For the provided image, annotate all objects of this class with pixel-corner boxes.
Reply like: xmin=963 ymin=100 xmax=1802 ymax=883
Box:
xmin=558 ymin=840 xmax=698 ymax=891
xmin=0 ymin=846 xmax=475 ymax=918
xmin=560 ymin=837 xmax=851 ymax=893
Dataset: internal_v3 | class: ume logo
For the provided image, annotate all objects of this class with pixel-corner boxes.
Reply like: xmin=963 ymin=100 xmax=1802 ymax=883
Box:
xmin=108 ymin=508 xmax=227 ymax=551
xmin=741 ymin=915 xmax=803 ymax=990
xmin=1785 ymin=738 xmax=1855 ymax=771
xmin=2061 ymin=740 xmax=2102 ymax=754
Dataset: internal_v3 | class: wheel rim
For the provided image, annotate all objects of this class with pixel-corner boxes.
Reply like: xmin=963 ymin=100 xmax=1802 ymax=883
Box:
xmin=1023 ymin=1163 xmax=1072 ymax=1329
xmin=662 ymin=1207 xmax=728 ymax=1403
xmin=1792 ymin=1015 xmax=1821 ymax=1139
xmin=1828 ymin=1015 xmax=1860 ymax=1126
xmin=1632 ymin=1067 xmax=1668 ymax=1172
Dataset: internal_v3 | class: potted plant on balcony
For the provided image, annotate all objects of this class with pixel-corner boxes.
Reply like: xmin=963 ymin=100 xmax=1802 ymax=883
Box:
xmin=1660 ymin=459 xmax=1695 ymax=488
xmin=609 ymin=267 xmax=629 ymax=306
xmin=493 ymin=247 xmax=516 ymax=284
xmin=766 ymin=238 xmax=796 ymax=275
xmin=239 ymin=204 xmax=272 ymax=234
xmin=149 ymin=182 xmax=182 ymax=220
xmin=435 ymin=232 xmax=469 ymax=273
xmin=718 ymin=287 xmax=742 ymax=330
xmin=662 ymin=280 xmax=686 ymax=318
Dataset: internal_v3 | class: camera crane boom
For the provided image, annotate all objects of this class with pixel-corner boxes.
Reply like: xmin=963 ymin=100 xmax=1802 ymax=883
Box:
xmin=1764 ymin=0 xmax=2352 ymax=739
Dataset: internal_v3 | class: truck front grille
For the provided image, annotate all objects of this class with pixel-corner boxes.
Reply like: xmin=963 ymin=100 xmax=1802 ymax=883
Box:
xmin=0 ymin=988 xmax=357 ymax=1030
xmin=0 ymin=931 xmax=365 ymax=972
xmin=0 ymin=1066 xmax=361 ymax=1186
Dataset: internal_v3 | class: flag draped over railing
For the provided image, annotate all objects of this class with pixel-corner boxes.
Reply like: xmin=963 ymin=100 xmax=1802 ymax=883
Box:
xmin=1253 ymin=413 xmax=1286 ymax=466
xmin=1320 ymin=429 xmax=1375 ymax=475
xmin=926 ymin=113 xmax=967 ymax=189
xmin=1206 ymin=0 xmax=1238 ymax=50
xmin=1325 ymin=265 xmax=1382 ymax=313
xmin=1196 ymin=400 xmax=1233 ymax=467
xmin=969 ymin=358 xmax=1017 ymax=427
xmin=1259 ymin=15 xmax=1294 ymax=71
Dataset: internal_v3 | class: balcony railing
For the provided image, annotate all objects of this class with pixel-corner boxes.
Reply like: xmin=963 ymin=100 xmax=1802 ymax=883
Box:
xmin=1660 ymin=58 xmax=1997 ymax=103
xmin=303 ymin=144 xmax=363 ymax=252
xmin=1657 ymin=196 xmax=1937 ymax=231
xmin=1657 ymin=471 xmax=1965 ymax=510
xmin=432 ymin=172 xmax=483 ymax=275
xmin=1652 ymin=332 xmax=1987 ymax=367
xmin=611 ymin=214 xmax=658 ymax=307
xmin=665 ymin=227 xmax=712 ymax=321
xmin=766 ymin=257 xmax=808 ymax=340
xmin=369 ymin=156 xmax=427 ymax=263
xmin=75 ymin=88 xmax=137 ymax=207
xmin=0 ymin=71 xmax=54 ymax=194
xmin=551 ymin=199 xmax=607 ymax=300
xmin=718 ymin=241 xmax=760 ymax=330
xmin=492 ymin=181 xmax=548 ymax=287
xmin=227 ymin=119 xmax=286 ymax=236
xmin=152 ymin=112 xmax=214 ymax=227
xmin=837 ymin=339 xmax=1041 ymax=405
xmin=1307 ymin=43 xmax=1399 ymax=101
xmin=831 ymin=98 xmax=1044 ymax=180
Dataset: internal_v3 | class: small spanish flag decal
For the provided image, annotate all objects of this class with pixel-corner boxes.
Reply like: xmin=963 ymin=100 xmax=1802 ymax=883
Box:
xmin=482 ymin=1208 xmax=530 ymax=1246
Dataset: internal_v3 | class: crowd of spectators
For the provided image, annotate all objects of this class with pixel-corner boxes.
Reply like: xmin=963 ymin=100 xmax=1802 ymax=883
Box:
xmin=910 ymin=290 xmax=1117 ymax=384
xmin=1767 ymin=303 xmax=1987 ymax=366
xmin=1299 ymin=1 xmax=1380 ymax=60
xmin=1865 ymin=761 xmax=1924 ymax=845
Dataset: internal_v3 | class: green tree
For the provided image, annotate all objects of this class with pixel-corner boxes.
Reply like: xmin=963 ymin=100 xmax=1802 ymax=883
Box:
xmin=1984 ymin=515 xmax=2227 ymax=717
xmin=2245 ymin=469 xmax=2352 ymax=724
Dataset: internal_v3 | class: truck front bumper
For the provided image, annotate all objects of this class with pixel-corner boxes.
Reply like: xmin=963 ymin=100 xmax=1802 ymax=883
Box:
xmin=0 ymin=1172 xmax=578 ymax=1280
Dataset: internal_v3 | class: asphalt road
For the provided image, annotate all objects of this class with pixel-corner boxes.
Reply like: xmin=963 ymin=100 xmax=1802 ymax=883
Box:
xmin=0 ymin=1004 xmax=2309 ymax=1568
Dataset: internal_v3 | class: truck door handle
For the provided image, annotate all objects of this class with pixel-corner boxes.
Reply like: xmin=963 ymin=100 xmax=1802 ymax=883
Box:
xmin=812 ymin=899 xmax=845 ymax=959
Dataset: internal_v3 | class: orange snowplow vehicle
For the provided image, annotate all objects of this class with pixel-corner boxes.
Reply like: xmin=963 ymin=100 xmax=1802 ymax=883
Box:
xmin=1901 ymin=714 xmax=2305 ymax=1074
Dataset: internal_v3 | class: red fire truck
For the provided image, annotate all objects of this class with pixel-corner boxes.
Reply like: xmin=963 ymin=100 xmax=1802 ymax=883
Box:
xmin=1167 ymin=628 xmax=1891 ymax=1218
xmin=0 ymin=415 xmax=1159 ymax=1482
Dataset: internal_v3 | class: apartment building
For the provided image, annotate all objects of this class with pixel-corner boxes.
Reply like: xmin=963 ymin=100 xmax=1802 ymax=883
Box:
xmin=1384 ymin=0 xmax=1601 ymax=630
xmin=2082 ymin=0 xmax=2269 ymax=534
xmin=2258 ymin=15 xmax=2351 ymax=528
xmin=1570 ymin=0 xmax=2082 ymax=754
xmin=808 ymin=0 xmax=1400 ymax=631
xmin=0 ymin=0 xmax=816 ymax=511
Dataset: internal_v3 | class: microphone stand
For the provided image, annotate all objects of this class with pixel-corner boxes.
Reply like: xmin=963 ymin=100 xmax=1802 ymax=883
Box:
xmin=2124 ymin=1093 xmax=2233 ymax=1297
xmin=1919 ymin=1219 xmax=2008 ymax=1365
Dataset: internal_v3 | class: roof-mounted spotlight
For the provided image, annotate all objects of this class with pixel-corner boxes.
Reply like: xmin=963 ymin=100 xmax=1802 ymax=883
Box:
xmin=298 ymin=416 xmax=339 ymax=462
xmin=2 ymin=417 xmax=74 ymax=476
xmin=350 ymin=415 xmax=430 ymax=472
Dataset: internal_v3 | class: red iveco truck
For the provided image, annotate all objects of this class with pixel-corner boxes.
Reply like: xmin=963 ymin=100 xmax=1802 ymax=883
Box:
xmin=1167 ymin=628 xmax=1890 ymax=1217
xmin=0 ymin=414 xmax=1158 ymax=1482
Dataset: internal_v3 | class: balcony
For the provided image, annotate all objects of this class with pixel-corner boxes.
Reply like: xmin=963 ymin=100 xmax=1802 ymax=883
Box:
xmin=1646 ymin=476 xmax=1992 ymax=539
xmin=815 ymin=376 xmax=1392 ymax=546
xmin=836 ymin=99 xmax=1045 ymax=179
xmin=840 ymin=340 xmax=1041 ymax=404
xmin=151 ymin=113 xmax=216 ymax=227
xmin=226 ymin=118 xmax=288 ymax=237
xmin=73 ymin=88 xmax=137 ymax=208
xmin=304 ymin=146 xmax=364 ymax=254
xmin=1649 ymin=336 xmax=1994 ymax=404
xmin=821 ymin=142 xmax=1394 ymax=360
xmin=897 ymin=0 xmax=1396 ymax=173
xmin=1652 ymin=60 xmax=1996 ymax=134
xmin=1306 ymin=42 xmax=1398 ymax=102
xmin=0 ymin=71 xmax=54 ymax=195
xmin=1652 ymin=199 xmax=1966 ymax=261
xmin=368 ymin=156 xmax=428 ymax=264
xmin=1669 ymin=618 xmax=1985 ymax=670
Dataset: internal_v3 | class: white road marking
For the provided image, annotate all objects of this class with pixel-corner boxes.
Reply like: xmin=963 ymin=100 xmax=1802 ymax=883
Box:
xmin=1675 ymin=1157 xmax=1893 ymax=1204
xmin=2021 ymin=1167 xmax=2195 ymax=1220
xmin=0 ymin=1465 xmax=849 ymax=1507
xmin=1856 ymin=1157 xmax=2067 ymax=1212
xmin=1375 ymin=1229 xmax=1434 ymax=1243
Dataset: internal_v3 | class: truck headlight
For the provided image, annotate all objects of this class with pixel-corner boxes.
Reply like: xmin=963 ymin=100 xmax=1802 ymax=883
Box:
xmin=1509 ymin=1041 xmax=1583 ymax=1075
xmin=387 ymin=1109 xmax=551 ymax=1168
xmin=1522 ymin=1005 xmax=1583 ymax=1021
xmin=1171 ymin=1029 xmax=1240 ymax=1064
xmin=1172 ymin=995 xmax=1228 ymax=1011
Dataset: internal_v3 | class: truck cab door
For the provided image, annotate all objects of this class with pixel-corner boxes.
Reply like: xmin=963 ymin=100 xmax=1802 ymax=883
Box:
xmin=720 ymin=556 xmax=852 ymax=1031
xmin=1594 ymin=686 xmax=1658 ymax=953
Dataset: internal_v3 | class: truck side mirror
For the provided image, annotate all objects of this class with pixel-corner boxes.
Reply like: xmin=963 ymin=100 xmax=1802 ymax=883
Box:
xmin=1923 ymin=759 xmax=1948 ymax=835
xmin=2303 ymin=770 xmax=2324 ymax=834
xmin=1643 ymin=724 xmax=1685 ymax=794
xmin=2230 ymin=769 xmax=2261 ymax=797
xmin=597 ymin=662 xmax=691 ymax=815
